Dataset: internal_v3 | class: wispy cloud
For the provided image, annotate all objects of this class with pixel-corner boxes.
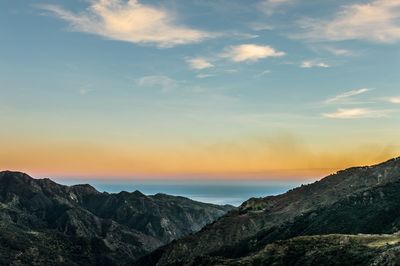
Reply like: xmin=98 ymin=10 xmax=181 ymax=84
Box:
xmin=387 ymin=96 xmax=400 ymax=104
xmin=196 ymin=73 xmax=215 ymax=79
xmin=323 ymin=108 xmax=391 ymax=119
xmin=259 ymin=0 xmax=293 ymax=16
xmin=296 ymin=0 xmax=400 ymax=43
xmin=186 ymin=57 xmax=214 ymax=70
xmin=136 ymin=75 xmax=178 ymax=92
xmin=78 ymin=88 xmax=94 ymax=95
xmin=325 ymin=88 xmax=370 ymax=103
xmin=38 ymin=0 xmax=213 ymax=47
xmin=254 ymin=69 xmax=271 ymax=77
xmin=77 ymin=84 xmax=94 ymax=96
xmin=324 ymin=46 xmax=353 ymax=56
xmin=229 ymin=32 xmax=260 ymax=40
xmin=248 ymin=22 xmax=274 ymax=31
xmin=222 ymin=44 xmax=285 ymax=62
xmin=300 ymin=60 xmax=330 ymax=68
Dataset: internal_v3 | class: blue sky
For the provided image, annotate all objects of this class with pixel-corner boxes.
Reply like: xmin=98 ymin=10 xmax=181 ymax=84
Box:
xmin=0 ymin=0 xmax=399 ymax=179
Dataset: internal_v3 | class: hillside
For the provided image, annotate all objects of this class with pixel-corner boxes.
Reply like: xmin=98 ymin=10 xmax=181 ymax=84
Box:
xmin=0 ymin=171 xmax=233 ymax=265
xmin=139 ymin=157 xmax=400 ymax=265
xmin=192 ymin=233 xmax=400 ymax=266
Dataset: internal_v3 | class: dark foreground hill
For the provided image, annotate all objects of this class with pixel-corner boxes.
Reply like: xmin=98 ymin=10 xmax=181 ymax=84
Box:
xmin=139 ymin=157 xmax=400 ymax=265
xmin=0 ymin=171 xmax=233 ymax=265
xmin=192 ymin=233 xmax=400 ymax=266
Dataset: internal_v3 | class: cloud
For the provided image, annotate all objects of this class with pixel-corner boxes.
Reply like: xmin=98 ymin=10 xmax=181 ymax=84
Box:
xmin=78 ymin=88 xmax=94 ymax=95
xmin=296 ymin=0 xmax=400 ymax=43
xmin=38 ymin=0 xmax=213 ymax=47
xmin=196 ymin=74 xmax=215 ymax=79
xmin=249 ymin=22 xmax=274 ymax=31
xmin=387 ymin=96 xmax=400 ymax=104
xmin=186 ymin=57 xmax=214 ymax=70
xmin=136 ymin=75 xmax=177 ymax=92
xmin=222 ymin=44 xmax=285 ymax=62
xmin=77 ymin=84 xmax=94 ymax=95
xmin=229 ymin=32 xmax=260 ymax=40
xmin=254 ymin=69 xmax=271 ymax=77
xmin=259 ymin=0 xmax=293 ymax=16
xmin=325 ymin=88 xmax=370 ymax=103
xmin=324 ymin=46 xmax=353 ymax=56
xmin=323 ymin=108 xmax=391 ymax=119
xmin=300 ymin=60 xmax=330 ymax=68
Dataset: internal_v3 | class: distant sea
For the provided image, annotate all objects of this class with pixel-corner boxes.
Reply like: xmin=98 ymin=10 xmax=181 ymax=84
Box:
xmin=56 ymin=180 xmax=307 ymax=206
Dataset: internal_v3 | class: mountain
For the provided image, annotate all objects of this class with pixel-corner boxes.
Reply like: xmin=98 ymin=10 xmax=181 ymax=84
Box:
xmin=0 ymin=171 xmax=234 ymax=265
xmin=139 ymin=157 xmax=400 ymax=265
xmin=188 ymin=233 xmax=400 ymax=266
xmin=3 ymin=157 xmax=400 ymax=266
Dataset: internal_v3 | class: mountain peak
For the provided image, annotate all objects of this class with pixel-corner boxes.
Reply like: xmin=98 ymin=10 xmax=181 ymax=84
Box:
xmin=69 ymin=184 xmax=100 ymax=195
xmin=0 ymin=170 xmax=33 ymax=181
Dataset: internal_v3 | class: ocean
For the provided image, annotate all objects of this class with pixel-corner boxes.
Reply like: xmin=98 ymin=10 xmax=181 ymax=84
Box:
xmin=56 ymin=180 xmax=306 ymax=206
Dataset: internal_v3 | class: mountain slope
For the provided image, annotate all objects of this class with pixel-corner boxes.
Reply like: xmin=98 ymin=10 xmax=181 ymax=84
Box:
xmin=139 ymin=157 xmax=400 ymax=265
xmin=193 ymin=234 xmax=400 ymax=266
xmin=0 ymin=171 xmax=234 ymax=265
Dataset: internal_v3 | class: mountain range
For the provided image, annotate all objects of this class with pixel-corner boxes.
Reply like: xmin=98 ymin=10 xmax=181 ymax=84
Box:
xmin=0 ymin=171 xmax=233 ymax=265
xmin=1 ymin=157 xmax=400 ymax=265
xmin=138 ymin=157 xmax=400 ymax=265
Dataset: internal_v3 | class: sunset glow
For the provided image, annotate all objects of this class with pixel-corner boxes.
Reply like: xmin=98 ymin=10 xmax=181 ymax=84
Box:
xmin=1 ymin=0 xmax=399 ymax=180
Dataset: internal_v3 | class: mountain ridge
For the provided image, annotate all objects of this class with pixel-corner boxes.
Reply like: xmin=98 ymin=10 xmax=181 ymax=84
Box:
xmin=0 ymin=170 xmax=234 ymax=265
xmin=2 ymin=157 xmax=400 ymax=265
xmin=139 ymin=156 xmax=400 ymax=265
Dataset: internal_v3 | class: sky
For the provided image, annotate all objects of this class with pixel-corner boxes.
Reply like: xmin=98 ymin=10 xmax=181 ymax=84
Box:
xmin=0 ymin=0 xmax=399 ymax=181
